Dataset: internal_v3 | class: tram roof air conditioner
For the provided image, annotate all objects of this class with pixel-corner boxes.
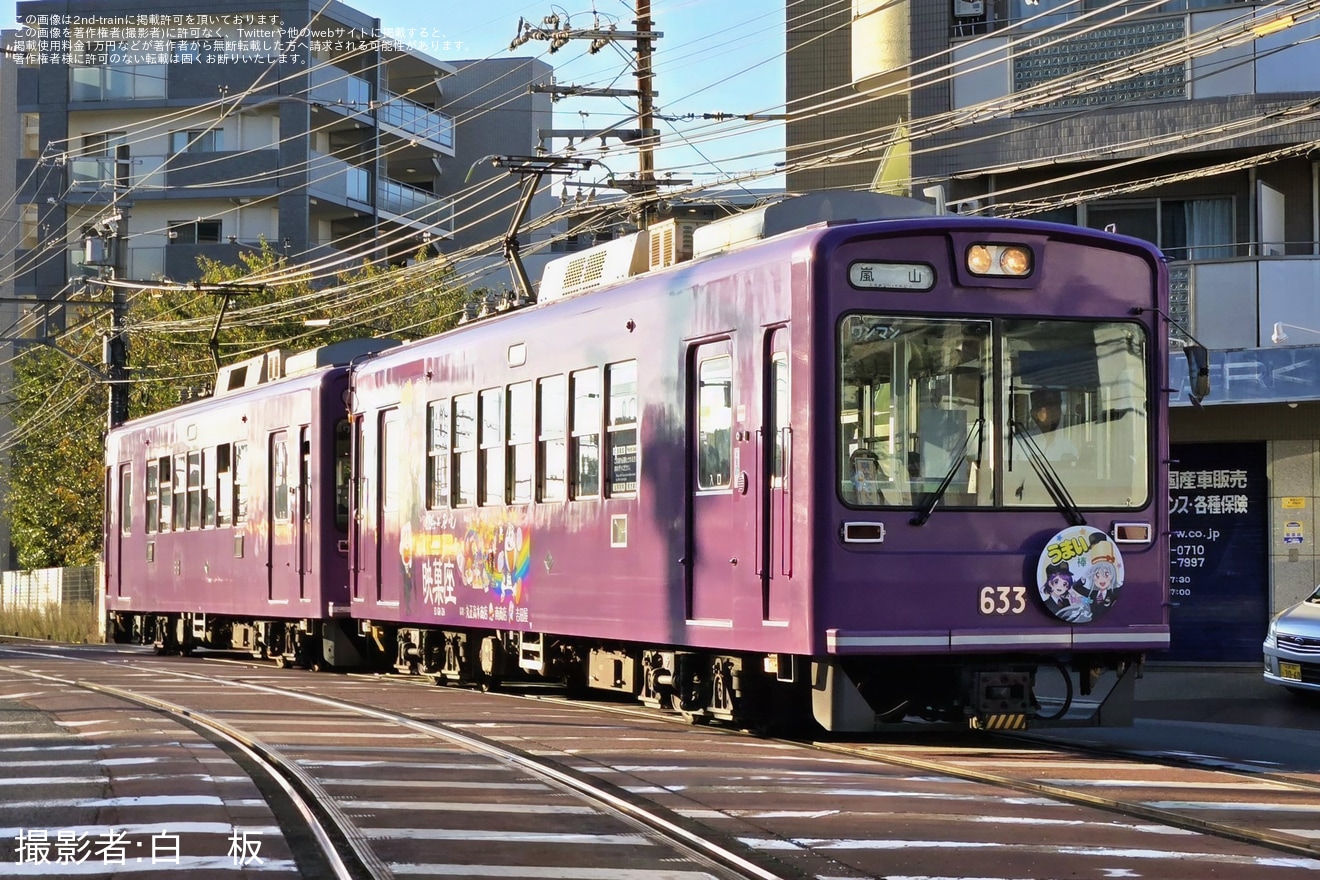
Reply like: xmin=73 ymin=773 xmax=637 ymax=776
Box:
xmin=692 ymin=191 xmax=935 ymax=258
xmin=213 ymin=348 xmax=290 ymax=396
xmin=648 ymin=218 xmax=702 ymax=270
xmin=538 ymin=231 xmax=650 ymax=302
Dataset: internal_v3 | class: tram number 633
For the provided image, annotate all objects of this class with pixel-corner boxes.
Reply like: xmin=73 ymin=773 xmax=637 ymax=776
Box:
xmin=979 ymin=585 xmax=1027 ymax=615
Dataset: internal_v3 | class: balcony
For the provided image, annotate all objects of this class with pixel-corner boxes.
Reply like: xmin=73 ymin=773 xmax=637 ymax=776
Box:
xmin=1181 ymin=253 xmax=1320 ymax=353
xmin=308 ymin=67 xmax=454 ymax=155
xmin=377 ymin=88 xmax=454 ymax=154
xmin=378 ymin=179 xmax=453 ymax=237
xmin=308 ymin=65 xmax=372 ymax=111
xmin=307 ymin=152 xmax=453 ymax=237
xmin=70 ymin=64 xmax=167 ymax=101
xmin=68 ymin=155 xmax=167 ymax=200
xmin=68 ymin=245 xmax=165 ymax=282
xmin=308 ymin=152 xmax=372 ymax=208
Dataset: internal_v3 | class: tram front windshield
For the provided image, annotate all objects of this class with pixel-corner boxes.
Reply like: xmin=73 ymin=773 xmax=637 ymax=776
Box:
xmin=838 ymin=316 xmax=1149 ymax=510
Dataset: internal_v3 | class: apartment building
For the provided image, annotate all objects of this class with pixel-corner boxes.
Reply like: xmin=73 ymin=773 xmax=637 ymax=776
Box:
xmin=2 ymin=30 xmax=19 ymax=569
xmin=13 ymin=0 xmax=466 ymax=321
xmin=788 ymin=0 xmax=1320 ymax=661
xmin=436 ymin=56 xmax=556 ymax=291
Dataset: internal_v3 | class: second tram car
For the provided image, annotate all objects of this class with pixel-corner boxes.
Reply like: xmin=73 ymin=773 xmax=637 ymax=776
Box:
xmin=104 ymin=339 xmax=397 ymax=667
xmin=105 ymin=193 xmax=1174 ymax=731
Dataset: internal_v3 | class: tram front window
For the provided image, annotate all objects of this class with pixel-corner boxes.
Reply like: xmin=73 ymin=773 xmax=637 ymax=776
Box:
xmin=837 ymin=316 xmax=1150 ymax=511
xmin=1003 ymin=319 xmax=1149 ymax=509
xmin=838 ymin=316 xmax=993 ymax=508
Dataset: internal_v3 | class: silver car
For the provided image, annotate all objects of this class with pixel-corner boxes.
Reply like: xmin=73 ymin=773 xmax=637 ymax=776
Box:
xmin=1264 ymin=586 xmax=1320 ymax=694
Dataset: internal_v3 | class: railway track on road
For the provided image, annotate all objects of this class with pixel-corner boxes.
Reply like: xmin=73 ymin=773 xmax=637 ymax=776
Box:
xmin=0 ymin=646 xmax=796 ymax=880
xmin=3 ymin=643 xmax=1320 ymax=879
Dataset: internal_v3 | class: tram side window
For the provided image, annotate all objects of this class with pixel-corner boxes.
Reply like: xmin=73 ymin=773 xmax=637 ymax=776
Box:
xmin=202 ymin=447 xmax=217 ymax=527
xmin=698 ymin=355 xmax=733 ymax=489
xmin=158 ymin=456 xmax=173 ymax=531
xmin=233 ymin=441 xmax=248 ymax=525
xmin=538 ymin=375 xmax=567 ymax=502
xmin=452 ymin=394 xmax=477 ymax=507
xmin=145 ymin=460 xmax=159 ymax=534
xmin=480 ymin=388 xmax=505 ymax=506
xmin=172 ymin=454 xmax=187 ymax=530
xmin=334 ymin=420 xmax=352 ymax=531
xmin=216 ymin=443 xmax=233 ymax=527
xmin=272 ymin=437 xmax=290 ymax=523
xmin=507 ymin=381 xmax=534 ymax=504
xmin=606 ymin=360 xmax=638 ymax=496
xmin=301 ymin=437 xmax=312 ymax=524
xmin=771 ymin=351 xmax=788 ymax=486
xmin=186 ymin=451 xmax=202 ymax=529
xmin=426 ymin=399 xmax=450 ymax=509
xmin=570 ymin=367 xmax=601 ymax=499
xmin=119 ymin=464 xmax=132 ymax=536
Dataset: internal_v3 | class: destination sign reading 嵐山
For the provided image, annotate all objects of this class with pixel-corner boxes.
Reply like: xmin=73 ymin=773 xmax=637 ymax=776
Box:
xmin=848 ymin=262 xmax=936 ymax=291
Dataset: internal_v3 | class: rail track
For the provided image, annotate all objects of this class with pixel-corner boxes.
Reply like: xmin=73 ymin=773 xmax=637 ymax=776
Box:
xmin=3 ymin=642 xmax=1320 ymax=879
xmin=0 ymin=645 xmax=799 ymax=880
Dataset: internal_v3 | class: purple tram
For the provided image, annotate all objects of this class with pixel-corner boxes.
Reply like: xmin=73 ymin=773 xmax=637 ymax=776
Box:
xmin=104 ymin=339 xmax=397 ymax=667
xmin=345 ymin=192 xmax=1172 ymax=731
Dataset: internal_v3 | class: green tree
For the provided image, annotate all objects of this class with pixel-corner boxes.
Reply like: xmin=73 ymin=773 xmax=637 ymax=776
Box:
xmin=4 ymin=340 xmax=107 ymax=569
xmin=3 ymin=244 xmax=472 ymax=568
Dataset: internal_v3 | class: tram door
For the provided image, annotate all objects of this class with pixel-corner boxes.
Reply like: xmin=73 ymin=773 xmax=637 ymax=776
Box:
xmin=688 ymin=340 xmax=737 ymax=623
xmin=114 ymin=464 xmax=129 ymax=599
xmin=349 ymin=416 xmax=367 ymax=602
xmin=375 ymin=409 xmax=403 ymax=606
xmin=761 ymin=328 xmax=793 ymax=621
xmin=298 ymin=428 xmax=311 ymax=600
xmin=267 ymin=430 xmax=297 ymax=602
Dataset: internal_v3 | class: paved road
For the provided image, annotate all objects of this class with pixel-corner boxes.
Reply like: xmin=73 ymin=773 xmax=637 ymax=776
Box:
xmin=1034 ymin=661 xmax=1320 ymax=772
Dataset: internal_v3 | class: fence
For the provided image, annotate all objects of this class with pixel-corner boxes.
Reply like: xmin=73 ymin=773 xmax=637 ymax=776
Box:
xmin=1 ymin=565 xmax=99 ymax=609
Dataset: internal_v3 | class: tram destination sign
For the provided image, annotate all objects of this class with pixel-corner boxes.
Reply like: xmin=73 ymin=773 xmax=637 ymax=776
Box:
xmin=848 ymin=262 xmax=935 ymax=291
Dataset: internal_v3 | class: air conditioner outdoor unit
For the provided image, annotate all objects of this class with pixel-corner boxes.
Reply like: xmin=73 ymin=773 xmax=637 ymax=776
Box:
xmin=953 ymin=0 xmax=985 ymax=16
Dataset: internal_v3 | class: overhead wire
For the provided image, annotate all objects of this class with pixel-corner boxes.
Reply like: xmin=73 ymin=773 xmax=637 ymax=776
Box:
xmin=10 ymin=0 xmax=1320 ymax=385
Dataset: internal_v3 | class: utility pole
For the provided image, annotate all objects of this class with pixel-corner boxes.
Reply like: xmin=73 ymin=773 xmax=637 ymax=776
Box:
xmin=84 ymin=202 xmax=129 ymax=430
xmin=517 ymin=2 xmax=689 ymax=227
xmin=634 ymin=0 xmax=656 ymax=211
xmin=106 ymin=208 xmax=129 ymax=429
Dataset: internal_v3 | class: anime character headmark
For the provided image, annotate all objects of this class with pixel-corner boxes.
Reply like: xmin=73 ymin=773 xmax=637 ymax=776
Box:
xmin=1080 ymin=536 xmax=1122 ymax=610
xmin=1041 ymin=559 xmax=1093 ymax=624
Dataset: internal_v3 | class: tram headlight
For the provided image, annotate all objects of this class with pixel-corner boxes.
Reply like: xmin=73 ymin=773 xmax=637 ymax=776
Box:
xmin=967 ymin=245 xmax=994 ymax=274
xmin=966 ymin=243 xmax=1034 ymax=278
xmin=999 ymin=245 xmax=1032 ymax=276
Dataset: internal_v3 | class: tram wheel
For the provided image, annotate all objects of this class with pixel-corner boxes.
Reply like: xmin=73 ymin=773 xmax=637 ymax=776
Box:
xmin=679 ymin=708 xmax=709 ymax=725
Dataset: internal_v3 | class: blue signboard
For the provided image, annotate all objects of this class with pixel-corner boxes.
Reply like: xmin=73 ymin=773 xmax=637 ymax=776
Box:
xmin=1166 ymin=442 xmax=1269 ymax=661
xmin=1170 ymin=346 xmax=1320 ymax=406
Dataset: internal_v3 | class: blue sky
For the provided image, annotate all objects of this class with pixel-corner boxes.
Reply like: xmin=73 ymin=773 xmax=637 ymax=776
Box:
xmin=7 ymin=1 xmax=787 ymax=188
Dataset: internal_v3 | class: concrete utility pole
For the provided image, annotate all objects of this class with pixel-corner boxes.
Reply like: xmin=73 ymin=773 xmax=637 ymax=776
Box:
xmin=518 ymin=1 xmax=689 ymax=226
xmin=634 ymin=0 xmax=656 ymax=209
xmin=106 ymin=209 xmax=129 ymax=429
xmin=84 ymin=203 xmax=129 ymax=430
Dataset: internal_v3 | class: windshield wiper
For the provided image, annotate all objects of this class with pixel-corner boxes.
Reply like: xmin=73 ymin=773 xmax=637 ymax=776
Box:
xmin=1010 ymin=420 xmax=1086 ymax=527
xmin=910 ymin=418 xmax=982 ymax=526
